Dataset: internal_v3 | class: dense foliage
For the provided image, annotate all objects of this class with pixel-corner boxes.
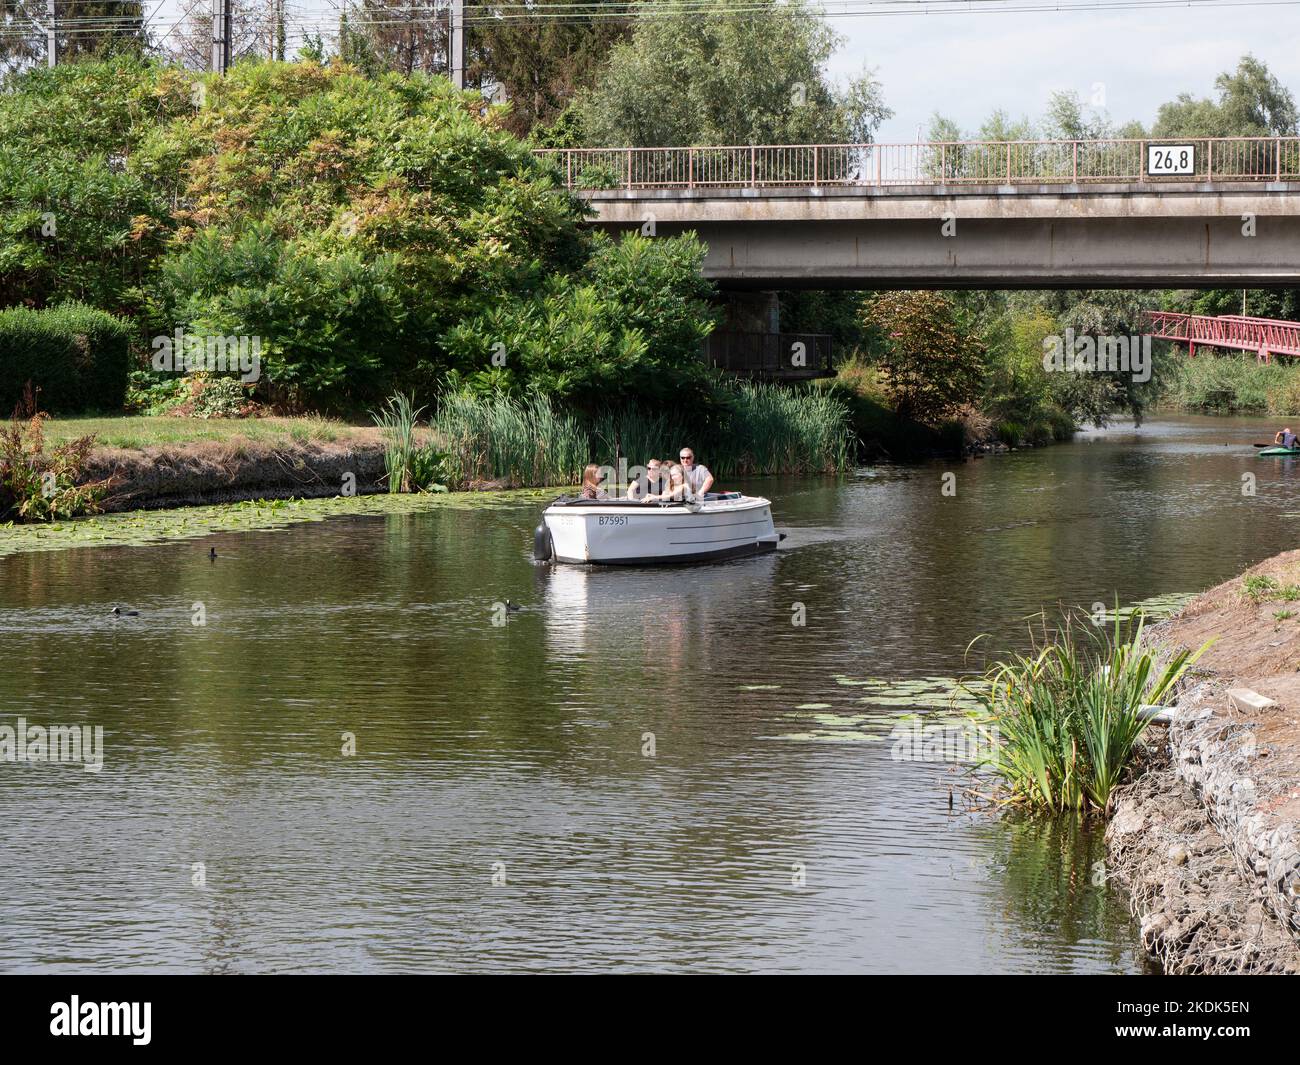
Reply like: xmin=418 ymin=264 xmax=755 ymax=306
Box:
xmin=575 ymin=0 xmax=889 ymax=147
xmin=0 ymin=58 xmax=720 ymax=412
xmin=0 ymin=303 xmax=131 ymax=414
xmin=861 ymin=292 xmax=986 ymax=424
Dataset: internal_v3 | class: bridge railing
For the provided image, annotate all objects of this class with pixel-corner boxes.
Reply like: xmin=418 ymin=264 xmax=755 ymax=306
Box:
xmin=535 ymin=138 xmax=1300 ymax=190
xmin=1145 ymin=311 xmax=1300 ymax=358
xmin=703 ymin=331 xmax=834 ymax=378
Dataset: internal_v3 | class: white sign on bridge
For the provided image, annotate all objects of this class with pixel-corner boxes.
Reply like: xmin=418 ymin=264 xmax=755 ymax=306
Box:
xmin=1147 ymin=144 xmax=1196 ymax=176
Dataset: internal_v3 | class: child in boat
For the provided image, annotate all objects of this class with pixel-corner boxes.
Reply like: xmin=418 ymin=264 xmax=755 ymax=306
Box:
xmin=643 ymin=464 xmax=687 ymax=503
xmin=580 ymin=464 xmax=609 ymax=499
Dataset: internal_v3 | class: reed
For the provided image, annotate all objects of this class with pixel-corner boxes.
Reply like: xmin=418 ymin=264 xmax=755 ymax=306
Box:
xmin=717 ymin=381 xmax=853 ymax=475
xmin=1157 ymin=352 xmax=1300 ymax=415
xmin=431 ymin=391 xmax=588 ymax=489
xmin=976 ymin=613 xmax=1211 ymax=814
xmin=371 ymin=392 xmax=424 ymax=493
xmin=430 ymin=382 xmax=854 ymax=489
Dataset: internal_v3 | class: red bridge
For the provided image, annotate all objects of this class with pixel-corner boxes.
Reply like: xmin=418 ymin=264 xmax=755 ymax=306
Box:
xmin=1144 ymin=311 xmax=1300 ymax=362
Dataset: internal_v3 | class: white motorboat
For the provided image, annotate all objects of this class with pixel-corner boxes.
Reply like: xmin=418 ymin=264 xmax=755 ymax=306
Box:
xmin=534 ymin=492 xmax=783 ymax=565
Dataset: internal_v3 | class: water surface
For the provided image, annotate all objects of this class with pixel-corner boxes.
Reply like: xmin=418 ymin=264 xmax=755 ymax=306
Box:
xmin=1 ymin=415 xmax=1295 ymax=973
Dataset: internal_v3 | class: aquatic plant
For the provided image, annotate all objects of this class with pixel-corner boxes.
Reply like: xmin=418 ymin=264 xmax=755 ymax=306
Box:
xmin=0 ymin=490 xmax=556 ymax=560
xmin=432 ymin=391 xmax=589 ymax=489
xmin=977 ymin=613 xmax=1211 ymax=814
xmin=0 ymin=391 xmax=112 ymax=522
xmin=433 ymin=380 xmax=853 ymax=490
xmin=713 ymin=380 xmax=853 ymax=475
xmin=371 ymin=393 xmax=449 ymax=493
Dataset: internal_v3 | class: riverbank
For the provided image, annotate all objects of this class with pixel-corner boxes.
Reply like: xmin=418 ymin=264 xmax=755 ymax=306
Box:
xmin=86 ymin=437 xmax=389 ymax=512
xmin=1107 ymin=549 xmax=1300 ymax=973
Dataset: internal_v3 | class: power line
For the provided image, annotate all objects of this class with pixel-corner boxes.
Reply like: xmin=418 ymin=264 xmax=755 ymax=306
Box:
xmin=8 ymin=0 xmax=1300 ymax=44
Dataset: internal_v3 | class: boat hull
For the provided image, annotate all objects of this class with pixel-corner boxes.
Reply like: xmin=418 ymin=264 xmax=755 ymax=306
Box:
xmin=542 ymin=496 xmax=779 ymax=565
xmin=1259 ymin=446 xmax=1300 ymax=456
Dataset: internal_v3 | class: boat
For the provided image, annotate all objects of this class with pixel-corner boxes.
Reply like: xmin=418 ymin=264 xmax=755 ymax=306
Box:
xmin=1258 ymin=446 xmax=1300 ymax=456
xmin=533 ymin=492 xmax=783 ymax=565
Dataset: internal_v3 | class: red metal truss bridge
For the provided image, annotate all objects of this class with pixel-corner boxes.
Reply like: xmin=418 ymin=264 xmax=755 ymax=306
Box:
xmin=1144 ymin=312 xmax=1300 ymax=361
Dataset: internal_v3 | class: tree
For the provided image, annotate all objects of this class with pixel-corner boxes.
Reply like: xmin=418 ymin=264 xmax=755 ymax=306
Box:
xmin=576 ymin=0 xmax=889 ymax=146
xmin=470 ymin=2 xmax=630 ymax=139
xmin=0 ymin=0 xmax=145 ymax=75
xmin=335 ymin=1 xmax=450 ymax=79
xmin=1154 ymin=55 xmax=1297 ymax=138
xmin=861 ymin=292 xmax=985 ymax=424
xmin=0 ymin=56 xmax=189 ymax=313
xmin=163 ymin=0 xmax=279 ymax=71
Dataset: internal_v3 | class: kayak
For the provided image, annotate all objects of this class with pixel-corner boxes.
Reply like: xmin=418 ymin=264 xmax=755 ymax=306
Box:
xmin=1258 ymin=446 xmax=1300 ymax=456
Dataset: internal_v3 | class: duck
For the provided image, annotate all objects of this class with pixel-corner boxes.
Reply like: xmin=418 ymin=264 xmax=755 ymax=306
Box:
xmin=504 ymin=599 xmax=523 ymax=613
xmin=208 ymin=547 xmax=217 ymax=560
xmin=111 ymin=606 xmax=139 ymax=617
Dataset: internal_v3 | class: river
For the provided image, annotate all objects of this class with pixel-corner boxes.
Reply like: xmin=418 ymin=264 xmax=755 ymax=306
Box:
xmin=1 ymin=415 xmax=1296 ymax=973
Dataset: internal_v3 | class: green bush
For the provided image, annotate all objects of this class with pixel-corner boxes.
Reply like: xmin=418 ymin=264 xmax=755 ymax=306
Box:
xmin=0 ymin=303 xmax=131 ymax=415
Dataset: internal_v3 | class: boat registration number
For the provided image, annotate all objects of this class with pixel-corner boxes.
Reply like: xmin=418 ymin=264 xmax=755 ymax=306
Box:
xmin=598 ymin=515 xmax=629 ymax=527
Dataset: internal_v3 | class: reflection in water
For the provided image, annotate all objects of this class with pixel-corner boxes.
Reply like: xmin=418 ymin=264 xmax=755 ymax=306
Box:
xmin=0 ymin=416 xmax=1296 ymax=972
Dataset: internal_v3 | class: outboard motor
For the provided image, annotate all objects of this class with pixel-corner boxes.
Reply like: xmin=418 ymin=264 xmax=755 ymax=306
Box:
xmin=533 ymin=521 xmax=554 ymax=562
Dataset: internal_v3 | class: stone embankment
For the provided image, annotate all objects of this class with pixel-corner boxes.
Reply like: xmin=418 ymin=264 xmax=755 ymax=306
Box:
xmin=1107 ymin=549 xmax=1300 ymax=974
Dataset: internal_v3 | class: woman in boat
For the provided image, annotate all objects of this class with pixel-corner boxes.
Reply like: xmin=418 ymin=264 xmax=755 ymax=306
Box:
xmin=643 ymin=464 xmax=687 ymax=503
xmin=580 ymin=464 xmax=608 ymax=499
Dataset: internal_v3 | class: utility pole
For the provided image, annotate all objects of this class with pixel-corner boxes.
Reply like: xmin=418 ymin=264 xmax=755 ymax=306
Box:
xmin=449 ymin=0 xmax=465 ymax=89
xmin=46 ymin=0 xmax=56 ymax=68
xmin=212 ymin=0 xmax=232 ymax=74
xmin=269 ymin=0 xmax=284 ymax=60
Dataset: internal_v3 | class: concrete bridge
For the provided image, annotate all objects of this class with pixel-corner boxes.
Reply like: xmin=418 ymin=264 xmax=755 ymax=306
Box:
xmin=536 ymin=138 xmax=1300 ymax=289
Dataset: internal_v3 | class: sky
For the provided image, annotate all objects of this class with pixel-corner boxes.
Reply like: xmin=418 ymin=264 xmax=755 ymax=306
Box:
xmin=824 ymin=5 xmax=1300 ymax=143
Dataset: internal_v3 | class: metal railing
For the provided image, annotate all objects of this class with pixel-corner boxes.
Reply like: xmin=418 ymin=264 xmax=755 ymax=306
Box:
xmin=1145 ymin=311 xmax=1300 ymax=359
xmin=704 ymin=331 xmax=834 ymax=377
xmin=535 ymin=137 xmax=1300 ymax=190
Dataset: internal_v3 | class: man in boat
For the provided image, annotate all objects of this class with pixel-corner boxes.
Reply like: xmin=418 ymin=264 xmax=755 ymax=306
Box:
xmin=627 ymin=458 xmax=667 ymax=500
xmin=1275 ymin=428 xmax=1299 ymax=449
xmin=679 ymin=448 xmax=714 ymax=498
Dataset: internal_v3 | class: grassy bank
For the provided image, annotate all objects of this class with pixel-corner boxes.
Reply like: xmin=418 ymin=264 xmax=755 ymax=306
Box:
xmin=45 ymin=416 xmax=374 ymax=450
xmin=3 ymin=381 xmax=853 ymax=521
xmin=1157 ymin=352 xmax=1300 ymax=415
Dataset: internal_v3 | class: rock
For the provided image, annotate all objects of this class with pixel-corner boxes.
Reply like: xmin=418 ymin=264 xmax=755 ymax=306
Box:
xmin=1168 ymin=843 xmax=1190 ymax=866
xmin=1110 ymin=804 xmax=1146 ymax=835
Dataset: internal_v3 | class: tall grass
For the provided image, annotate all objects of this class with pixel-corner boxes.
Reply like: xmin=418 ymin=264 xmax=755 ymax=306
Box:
xmin=719 ymin=381 xmax=853 ymax=474
xmin=372 ymin=393 xmax=424 ymax=493
xmin=977 ymin=613 xmax=1211 ymax=814
xmin=428 ymin=382 xmax=855 ymax=489
xmin=1158 ymin=352 xmax=1300 ymax=415
xmin=432 ymin=392 xmax=589 ymax=488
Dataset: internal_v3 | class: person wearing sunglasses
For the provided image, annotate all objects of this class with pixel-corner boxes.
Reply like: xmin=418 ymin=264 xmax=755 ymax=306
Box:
xmin=627 ymin=458 xmax=667 ymax=500
xmin=678 ymin=449 xmax=713 ymax=499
